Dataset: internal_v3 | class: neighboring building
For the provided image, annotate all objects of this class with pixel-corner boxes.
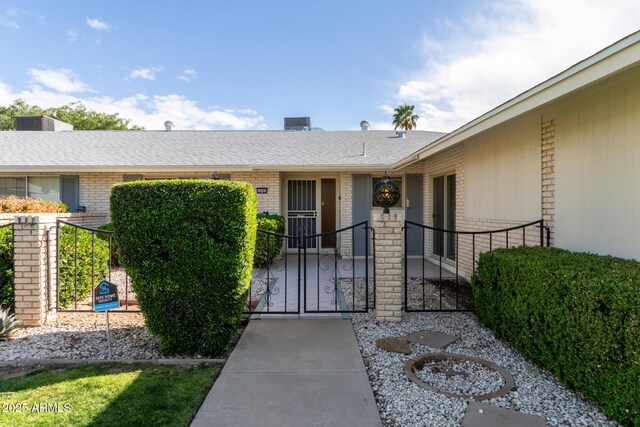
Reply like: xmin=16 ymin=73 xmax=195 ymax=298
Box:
xmin=1 ymin=31 xmax=640 ymax=275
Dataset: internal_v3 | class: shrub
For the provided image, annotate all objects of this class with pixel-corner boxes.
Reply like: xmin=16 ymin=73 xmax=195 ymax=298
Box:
xmin=0 ymin=306 xmax=19 ymax=339
xmin=254 ymin=214 xmax=285 ymax=268
xmin=472 ymin=246 xmax=640 ymax=425
xmin=0 ymin=225 xmax=13 ymax=309
xmin=110 ymin=180 xmax=257 ymax=356
xmin=58 ymin=226 xmax=109 ymax=308
xmin=0 ymin=196 xmax=67 ymax=213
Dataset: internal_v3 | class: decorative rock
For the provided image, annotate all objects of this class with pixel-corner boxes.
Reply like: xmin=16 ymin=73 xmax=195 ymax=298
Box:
xmin=406 ymin=330 xmax=458 ymax=348
xmin=462 ymin=402 xmax=546 ymax=427
xmin=351 ymin=311 xmax=615 ymax=426
xmin=375 ymin=336 xmax=411 ymax=354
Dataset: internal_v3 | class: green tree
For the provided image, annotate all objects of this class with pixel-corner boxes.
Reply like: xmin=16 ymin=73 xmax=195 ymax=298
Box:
xmin=392 ymin=103 xmax=419 ymax=130
xmin=0 ymin=99 xmax=143 ymax=130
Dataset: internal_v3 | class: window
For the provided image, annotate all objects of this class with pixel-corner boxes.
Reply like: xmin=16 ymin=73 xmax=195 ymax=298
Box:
xmin=28 ymin=177 xmax=61 ymax=202
xmin=0 ymin=177 xmax=27 ymax=197
xmin=0 ymin=176 xmax=61 ymax=202
xmin=371 ymin=176 xmax=403 ymax=208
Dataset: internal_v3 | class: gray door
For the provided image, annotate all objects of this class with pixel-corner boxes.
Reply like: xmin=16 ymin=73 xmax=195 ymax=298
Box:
xmin=352 ymin=175 xmax=371 ymax=256
xmin=287 ymin=179 xmax=317 ymax=249
xmin=433 ymin=176 xmax=445 ymax=257
xmin=405 ymin=174 xmax=424 ymax=256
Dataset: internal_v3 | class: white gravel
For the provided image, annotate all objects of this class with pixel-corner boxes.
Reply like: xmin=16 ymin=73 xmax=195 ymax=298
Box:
xmin=351 ymin=311 xmax=617 ymax=427
xmin=0 ymin=313 xmax=160 ymax=361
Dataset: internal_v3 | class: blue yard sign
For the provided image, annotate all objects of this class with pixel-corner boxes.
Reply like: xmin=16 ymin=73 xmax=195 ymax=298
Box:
xmin=94 ymin=280 xmax=120 ymax=312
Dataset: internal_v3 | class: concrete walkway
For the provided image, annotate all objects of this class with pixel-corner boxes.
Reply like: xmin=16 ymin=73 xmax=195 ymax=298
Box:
xmin=191 ymin=319 xmax=382 ymax=427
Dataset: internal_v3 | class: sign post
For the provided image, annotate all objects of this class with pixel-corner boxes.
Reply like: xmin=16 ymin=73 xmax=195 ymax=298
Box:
xmin=94 ymin=280 xmax=120 ymax=360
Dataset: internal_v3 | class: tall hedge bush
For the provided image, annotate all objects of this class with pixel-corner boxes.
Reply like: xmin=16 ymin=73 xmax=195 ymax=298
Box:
xmin=472 ymin=246 xmax=640 ymax=425
xmin=58 ymin=226 xmax=109 ymax=308
xmin=254 ymin=214 xmax=285 ymax=268
xmin=110 ymin=180 xmax=257 ymax=356
xmin=0 ymin=226 xmax=14 ymax=309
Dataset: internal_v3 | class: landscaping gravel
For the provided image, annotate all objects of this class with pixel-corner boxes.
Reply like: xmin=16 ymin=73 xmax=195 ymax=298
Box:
xmin=0 ymin=313 xmax=160 ymax=361
xmin=351 ymin=311 xmax=616 ymax=427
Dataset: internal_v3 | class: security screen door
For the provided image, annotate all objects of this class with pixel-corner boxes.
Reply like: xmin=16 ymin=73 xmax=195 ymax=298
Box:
xmin=287 ymin=179 xmax=317 ymax=250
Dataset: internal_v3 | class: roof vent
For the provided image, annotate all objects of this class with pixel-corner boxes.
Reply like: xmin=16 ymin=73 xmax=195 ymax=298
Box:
xmin=284 ymin=117 xmax=311 ymax=131
xmin=360 ymin=120 xmax=370 ymax=131
xmin=396 ymin=130 xmax=406 ymax=138
xmin=164 ymin=121 xmax=175 ymax=131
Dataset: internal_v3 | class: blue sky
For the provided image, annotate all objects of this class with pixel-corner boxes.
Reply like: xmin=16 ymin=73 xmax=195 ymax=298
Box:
xmin=0 ymin=1 xmax=638 ymax=131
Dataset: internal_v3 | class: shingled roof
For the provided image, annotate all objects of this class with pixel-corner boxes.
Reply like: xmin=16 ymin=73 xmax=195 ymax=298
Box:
xmin=0 ymin=130 xmax=445 ymax=172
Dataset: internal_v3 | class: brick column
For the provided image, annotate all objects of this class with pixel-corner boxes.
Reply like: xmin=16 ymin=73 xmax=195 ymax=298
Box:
xmin=541 ymin=119 xmax=555 ymax=246
xmin=373 ymin=213 xmax=403 ymax=322
xmin=13 ymin=215 xmax=57 ymax=326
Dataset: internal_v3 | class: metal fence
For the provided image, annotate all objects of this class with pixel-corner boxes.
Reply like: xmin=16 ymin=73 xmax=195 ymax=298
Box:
xmin=245 ymin=221 xmax=376 ymax=315
xmin=403 ymin=219 xmax=549 ymax=312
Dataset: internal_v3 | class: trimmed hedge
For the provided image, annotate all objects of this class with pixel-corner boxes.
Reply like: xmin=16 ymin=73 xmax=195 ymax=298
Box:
xmin=472 ymin=246 xmax=640 ymax=425
xmin=254 ymin=214 xmax=285 ymax=268
xmin=110 ymin=180 xmax=257 ymax=356
xmin=58 ymin=226 xmax=109 ymax=308
xmin=0 ymin=226 xmax=13 ymax=309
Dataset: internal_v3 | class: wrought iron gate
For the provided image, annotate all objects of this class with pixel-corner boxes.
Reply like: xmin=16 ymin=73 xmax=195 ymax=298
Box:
xmin=403 ymin=219 xmax=549 ymax=312
xmin=55 ymin=220 xmax=138 ymax=312
xmin=245 ymin=221 xmax=376 ymax=315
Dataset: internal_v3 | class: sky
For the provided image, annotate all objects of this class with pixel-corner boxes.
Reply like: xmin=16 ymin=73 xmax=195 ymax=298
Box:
xmin=0 ymin=1 xmax=639 ymax=132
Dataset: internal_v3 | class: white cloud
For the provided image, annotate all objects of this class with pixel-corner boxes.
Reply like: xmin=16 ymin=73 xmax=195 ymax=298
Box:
xmin=67 ymin=30 xmax=78 ymax=42
xmin=86 ymin=17 xmax=109 ymax=31
xmin=27 ymin=68 xmax=94 ymax=93
xmin=177 ymin=68 xmax=198 ymax=82
xmin=0 ymin=8 xmax=26 ymax=29
xmin=128 ymin=67 xmax=159 ymax=81
xmin=0 ymin=77 xmax=267 ymax=130
xmin=394 ymin=0 xmax=640 ymax=132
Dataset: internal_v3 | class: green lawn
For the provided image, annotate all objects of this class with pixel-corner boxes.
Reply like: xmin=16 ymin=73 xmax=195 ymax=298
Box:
xmin=0 ymin=362 xmax=222 ymax=427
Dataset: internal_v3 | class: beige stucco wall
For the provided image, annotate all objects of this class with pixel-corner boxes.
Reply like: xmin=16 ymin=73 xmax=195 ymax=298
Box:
xmin=464 ymin=114 xmax=542 ymax=221
xmin=552 ymin=68 xmax=640 ymax=260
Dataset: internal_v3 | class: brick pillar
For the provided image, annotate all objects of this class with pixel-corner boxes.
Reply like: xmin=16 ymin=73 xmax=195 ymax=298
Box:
xmin=373 ymin=213 xmax=403 ymax=322
xmin=13 ymin=215 xmax=57 ymax=326
xmin=541 ymin=119 xmax=556 ymax=246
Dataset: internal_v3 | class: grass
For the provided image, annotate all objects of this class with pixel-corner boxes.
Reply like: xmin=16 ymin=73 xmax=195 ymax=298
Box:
xmin=0 ymin=362 xmax=222 ymax=427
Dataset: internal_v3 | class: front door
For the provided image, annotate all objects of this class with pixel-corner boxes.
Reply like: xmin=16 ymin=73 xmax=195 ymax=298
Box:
xmin=321 ymin=179 xmax=336 ymax=248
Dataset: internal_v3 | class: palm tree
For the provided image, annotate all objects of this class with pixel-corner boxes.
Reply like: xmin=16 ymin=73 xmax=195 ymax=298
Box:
xmin=392 ymin=104 xmax=419 ymax=130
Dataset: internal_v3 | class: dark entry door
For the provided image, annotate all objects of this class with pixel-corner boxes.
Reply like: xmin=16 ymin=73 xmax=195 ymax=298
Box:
xmin=321 ymin=179 xmax=336 ymax=248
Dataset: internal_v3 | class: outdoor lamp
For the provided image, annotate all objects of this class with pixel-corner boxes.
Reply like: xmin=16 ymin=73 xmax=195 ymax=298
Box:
xmin=373 ymin=175 xmax=400 ymax=214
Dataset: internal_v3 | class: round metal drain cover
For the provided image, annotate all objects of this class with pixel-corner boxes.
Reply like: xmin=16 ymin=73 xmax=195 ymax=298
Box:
xmin=404 ymin=352 xmax=514 ymax=400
